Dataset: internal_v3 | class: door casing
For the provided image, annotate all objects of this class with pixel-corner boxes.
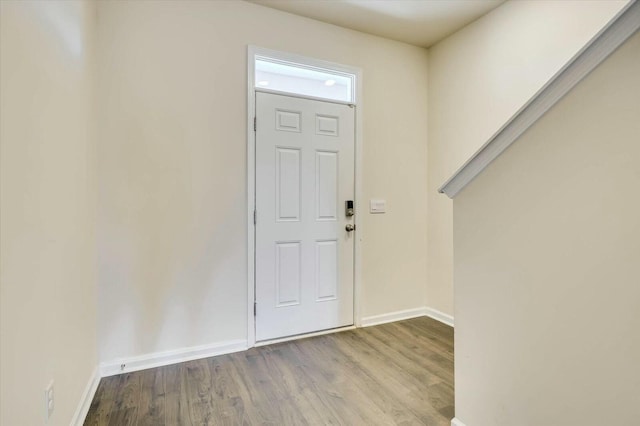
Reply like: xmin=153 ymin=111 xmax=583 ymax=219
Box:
xmin=247 ymin=46 xmax=363 ymax=348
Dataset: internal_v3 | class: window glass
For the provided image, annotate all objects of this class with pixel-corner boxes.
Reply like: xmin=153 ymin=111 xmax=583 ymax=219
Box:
xmin=255 ymin=59 xmax=353 ymax=103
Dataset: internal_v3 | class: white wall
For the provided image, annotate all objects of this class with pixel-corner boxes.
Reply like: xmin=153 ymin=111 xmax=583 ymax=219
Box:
xmin=96 ymin=0 xmax=429 ymax=364
xmin=453 ymin=28 xmax=640 ymax=426
xmin=0 ymin=1 xmax=98 ymax=424
xmin=426 ymin=0 xmax=629 ymax=316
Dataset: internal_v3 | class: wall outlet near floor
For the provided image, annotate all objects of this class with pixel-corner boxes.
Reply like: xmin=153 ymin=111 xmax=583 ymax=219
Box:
xmin=44 ymin=381 xmax=54 ymax=421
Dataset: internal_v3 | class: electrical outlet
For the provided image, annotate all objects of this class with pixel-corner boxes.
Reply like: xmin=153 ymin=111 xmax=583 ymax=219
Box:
xmin=44 ymin=381 xmax=54 ymax=421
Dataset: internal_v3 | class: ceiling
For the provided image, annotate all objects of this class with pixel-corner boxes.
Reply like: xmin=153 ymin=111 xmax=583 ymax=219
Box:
xmin=248 ymin=0 xmax=506 ymax=48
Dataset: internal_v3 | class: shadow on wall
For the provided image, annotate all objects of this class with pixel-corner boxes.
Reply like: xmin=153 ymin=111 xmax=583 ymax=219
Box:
xmin=98 ymin=105 xmax=247 ymax=361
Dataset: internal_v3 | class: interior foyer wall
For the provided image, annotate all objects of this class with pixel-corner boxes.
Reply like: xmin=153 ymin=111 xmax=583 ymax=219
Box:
xmin=0 ymin=1 xmax=98 ymax=424
xmin=96 ymin=0 xmax=429 ymax=364
xmin=426 ymin=0 xmax=629 ymax=316
xmin=453 ymin=28 xmax=640 ymax=426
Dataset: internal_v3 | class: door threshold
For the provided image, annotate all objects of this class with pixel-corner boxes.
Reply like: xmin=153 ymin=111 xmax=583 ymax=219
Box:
xmin=254 ymin=325 xmax=356 ymax=347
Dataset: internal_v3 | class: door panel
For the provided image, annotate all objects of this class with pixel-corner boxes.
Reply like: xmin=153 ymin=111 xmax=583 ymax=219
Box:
xmin=315 ymin=240 xmax=338 ymax=301
xmin=275 ymin=148 xmax=301 ymax=221
xmin=275 ymin=242 xmax=301 ymax=307
xmin=315 ymin=151 xmax=338 ymax=220
xmin=255 ymin=91 xmax=355 ymax=341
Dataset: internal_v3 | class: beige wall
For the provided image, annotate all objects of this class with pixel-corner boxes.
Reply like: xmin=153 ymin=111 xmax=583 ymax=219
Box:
xmin=427 ymin=0 xmax=628 ymax=316
xmin=96 ymin=0 xmax=429 ymax=363
xmin=453 ymin=29 xmax=640 ymax=426
xmin=0 ymin=1 xmax=98 ymax=424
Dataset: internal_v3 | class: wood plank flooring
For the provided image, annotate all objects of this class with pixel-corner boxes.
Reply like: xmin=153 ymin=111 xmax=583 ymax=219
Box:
xmin=85 ymin=316 xmax=454 ymax=425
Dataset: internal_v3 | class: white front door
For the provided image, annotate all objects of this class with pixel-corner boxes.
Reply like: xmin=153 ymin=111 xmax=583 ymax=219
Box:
xmin=255 ymin=91 xmax=355 ymax=341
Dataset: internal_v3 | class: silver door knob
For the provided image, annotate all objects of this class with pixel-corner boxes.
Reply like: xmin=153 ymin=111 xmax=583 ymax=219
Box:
xmin=345 ymin=224 xmax=356 ymax=232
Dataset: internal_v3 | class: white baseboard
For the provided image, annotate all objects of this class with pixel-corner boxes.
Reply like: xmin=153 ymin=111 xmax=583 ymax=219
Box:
xmin=361 ymin=307 xmax=429 ymax=327
xmin=99 ymin=339 xmax=247 ymax=377
xmin=451 ymin=418 xmax=466 ymax=426
xmin=97 ymin=307 xmax=452 ymax=378
xmin=98 ymin=308 xmax=452 ymax=377
xmin=71 ymin=366 xmax=100 ymax=426
xmin=361 ymin=306 xmax=455 ymax=328
xmin=425 ymin=307 xmax=455 ymax=327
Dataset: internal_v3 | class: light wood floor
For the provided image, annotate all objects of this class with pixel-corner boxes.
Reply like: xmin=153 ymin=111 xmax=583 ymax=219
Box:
xmin=85 ymin=316 xmax=454 ymax=425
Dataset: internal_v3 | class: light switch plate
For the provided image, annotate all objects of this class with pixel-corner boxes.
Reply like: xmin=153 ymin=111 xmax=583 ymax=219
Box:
xmin=370 ymin=199 xmax=386 ymax=214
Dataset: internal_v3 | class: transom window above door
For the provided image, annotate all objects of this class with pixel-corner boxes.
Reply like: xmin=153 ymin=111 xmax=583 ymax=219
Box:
xmin=255 ymin=58 xmax=354 ymax=103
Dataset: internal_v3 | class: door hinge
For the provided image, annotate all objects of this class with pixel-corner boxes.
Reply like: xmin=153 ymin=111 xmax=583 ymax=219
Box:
xmin=254 ymin=301 xmax=257 ymax=316
xmin=253 ymin=209 xmax=257 ymax=225
xmin=253 ymin=117 xmax=256 ymax=132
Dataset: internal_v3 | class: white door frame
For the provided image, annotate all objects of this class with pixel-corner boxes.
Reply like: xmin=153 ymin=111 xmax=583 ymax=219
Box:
xmin=247 ymin=46 xmax=363 ymax=348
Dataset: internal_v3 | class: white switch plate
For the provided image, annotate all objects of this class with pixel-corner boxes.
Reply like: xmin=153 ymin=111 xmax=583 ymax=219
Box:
xmin=370 ymin=199 xmax=386 ymax=213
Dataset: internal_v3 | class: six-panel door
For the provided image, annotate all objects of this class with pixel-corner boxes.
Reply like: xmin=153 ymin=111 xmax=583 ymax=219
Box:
xmin=255 ymin=91 xmax=355 ymax=341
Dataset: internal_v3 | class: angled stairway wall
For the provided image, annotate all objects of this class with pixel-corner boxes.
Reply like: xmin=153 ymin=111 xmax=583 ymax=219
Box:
xmin=426 ymin=0 xmax=630 ymax=317
xmin=451 ymin=17 xmax=640 ymax=426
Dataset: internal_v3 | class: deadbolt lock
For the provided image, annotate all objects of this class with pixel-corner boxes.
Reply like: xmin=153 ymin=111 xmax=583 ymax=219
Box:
xmin=345 ymin=200 xmax=354 ymax=217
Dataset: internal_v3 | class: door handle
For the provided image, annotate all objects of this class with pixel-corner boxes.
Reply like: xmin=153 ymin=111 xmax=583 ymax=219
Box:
xmin=345 ymin=224 xmax=356 ymax=232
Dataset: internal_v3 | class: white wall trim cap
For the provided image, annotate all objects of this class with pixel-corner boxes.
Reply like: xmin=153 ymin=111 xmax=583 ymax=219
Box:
xmin=451 ymin=417 xmax=467 ymax=426
xmin=439 ymin=0 xmax=640 ymax=198
xmin=71 ymin=367 xmax=100 ymax=426
xmin=99 ymin=339 xmax=248 ymax=377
